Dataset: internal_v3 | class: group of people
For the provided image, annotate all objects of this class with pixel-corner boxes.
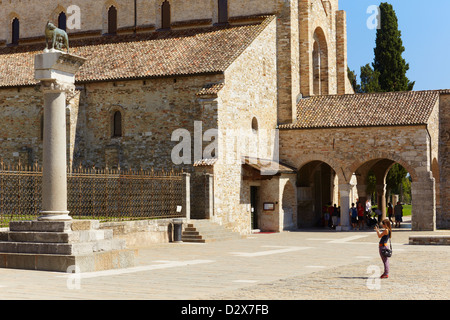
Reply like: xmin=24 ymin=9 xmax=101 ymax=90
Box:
xmin=322 ymin=202 xmax=341 ymax=229
xmin=323 ymin=199 xmax=404 ymax=231
xmin=387 ymin=202 xmax=404 ymax=228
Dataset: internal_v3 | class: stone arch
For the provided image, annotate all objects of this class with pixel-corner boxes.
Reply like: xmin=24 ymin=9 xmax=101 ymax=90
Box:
xmin=291 ymin=154 xmax=343 ymax=183
xmin=108 ymin=105 xmax=125 ymax=138
xmin=347 ymin=151 xmax=419 ymax=183
xmin=347 ymin=154 xmax=435 ymax=231
xmin=102 ymin=0 xmax=119 ymax=34
xmin=296 ymin=159 xmax=339 ymax=228
xmin=312 ymin=27 xmax=329 ymax=95
xmin=156 ymin=0 xmax=173 ymax=30
xmin=49 ymin=4 xmax=66 ymax=25
xmin=281 ymin=179 xmax=297 ymax=230
xmin=8 ymin=12 xmax=20 ymax=45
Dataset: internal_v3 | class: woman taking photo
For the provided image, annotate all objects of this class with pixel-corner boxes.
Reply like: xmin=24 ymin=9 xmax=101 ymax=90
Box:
xmin=375 ymin=219 xmax=392 ymax=279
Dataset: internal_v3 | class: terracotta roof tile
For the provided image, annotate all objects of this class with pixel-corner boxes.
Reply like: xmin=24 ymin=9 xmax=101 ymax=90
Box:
xmin=196 ymin=82 xmax=225 ymax=97
xmin=0 ymin=17 xmax=274 ymax=87
xmin=279 ymin=90 xmax=443 ymax=130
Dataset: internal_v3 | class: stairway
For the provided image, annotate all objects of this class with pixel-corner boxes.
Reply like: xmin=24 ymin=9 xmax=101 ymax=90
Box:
xmin=181 ymin=220 xmax=242 ymax=243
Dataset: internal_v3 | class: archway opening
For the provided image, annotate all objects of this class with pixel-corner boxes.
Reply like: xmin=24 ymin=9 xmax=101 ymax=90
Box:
xmin=282 ymin=182 xmax=296 ymax=230
xmin=297 ymin=161 xmax=338 ymax=228
xmin=354 ymin=159 xmax=413 ymax=230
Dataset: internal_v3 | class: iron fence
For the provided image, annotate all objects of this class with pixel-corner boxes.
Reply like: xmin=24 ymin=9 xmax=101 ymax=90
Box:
xmin=0 ymin=161 xmax=184 ymax=227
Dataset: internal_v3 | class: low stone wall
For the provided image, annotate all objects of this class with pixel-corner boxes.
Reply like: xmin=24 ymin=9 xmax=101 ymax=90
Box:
xmin=409 ymin=235 xmax=450 ymax=245
xmin=99 ymin=219 xmax=187 ymax=248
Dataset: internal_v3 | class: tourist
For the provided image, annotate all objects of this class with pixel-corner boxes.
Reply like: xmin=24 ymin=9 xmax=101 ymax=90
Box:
xmin=357 ymin=202 xmax=365 ymax=229
xmin=365 ymin=199 xmax=372 ymax=216
xmin=375 ymin=206 xmax=382 ymax=224
xmin=375 ymin=219 xmax=392 ymax=279
xmin=394 ymin=201 xmax=403 ymax=228
xmin=387 ymin=203 xmax=394 ymax=223
xmin=327 ymin=202 xmax=334 ymax=228
xmin=349 ymin=203 xmax=358 ymax=230
xmin=324 ymin=202 xmax=331 ymax=228
xmin=332 ymin=204 xmax=338 ymax=228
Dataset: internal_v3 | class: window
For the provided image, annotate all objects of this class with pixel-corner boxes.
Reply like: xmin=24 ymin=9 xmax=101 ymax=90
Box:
xmin=112 ymin=111 xmax=122 ymax=137
xmin=251 ymin=117 xmax=258 ymax=132
xmin=11 ymin=18 xmax=19 ymax=45
xmin=218 ymin=0 xmax=228 ymax=24
xmin=108 ymin=6 xmax=117 ymax=34
xmin=58 ymin=12 xmax=67 ymax=31
xmin=161 ymin=1 xmax=171 ymax=29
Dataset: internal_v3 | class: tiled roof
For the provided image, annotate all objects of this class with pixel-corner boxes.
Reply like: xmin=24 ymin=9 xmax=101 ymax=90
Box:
xmin=279 ymin=90 xmax=444 ymax=130
xmin=242 ymin=156 xmax=296 ymax=174
xmin=0 ymin=16 xmax=274 ymax=87
xmin=196 ymin=82 xmax=225 ymax=97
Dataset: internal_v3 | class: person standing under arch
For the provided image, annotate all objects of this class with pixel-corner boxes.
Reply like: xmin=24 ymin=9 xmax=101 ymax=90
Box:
xmin=394 ymin=201 xmax=403 ymax=228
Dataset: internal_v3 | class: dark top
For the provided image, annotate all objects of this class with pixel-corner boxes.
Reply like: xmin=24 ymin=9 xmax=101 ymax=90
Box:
xmin=379 ymin=230 xmax=391 ymax=245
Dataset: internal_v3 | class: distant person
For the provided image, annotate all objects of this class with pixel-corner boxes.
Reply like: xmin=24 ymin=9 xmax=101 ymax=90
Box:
xmin=375 ymin=219 xmax=392 ymax=279
xmin=365 ymin=199 xmax=372 ymax=216
xmin=375 ymin=207 xmax=382 ymax=224
xmin=357 ymin=202 xmax=365 ymax=229
xmin=327 ymin=202 xmax=334 ymax=228
xmin=349 ymin=203 xmax=358 ymax=230
xmin=332 ymin=204 xmax=338 ymax=228
xmin=394 ymin=202 xmax=403 ymax=228
xmin=387 ymin=203 xmax=394 ymax=223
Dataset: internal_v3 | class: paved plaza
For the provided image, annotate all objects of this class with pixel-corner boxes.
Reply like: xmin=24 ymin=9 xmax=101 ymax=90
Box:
xmin=0 ymin=217 xmax=449 ymax=301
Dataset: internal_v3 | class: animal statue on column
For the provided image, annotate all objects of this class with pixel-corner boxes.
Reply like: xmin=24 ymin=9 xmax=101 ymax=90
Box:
xmin=45 ymin=21 xmax=69 ymax=53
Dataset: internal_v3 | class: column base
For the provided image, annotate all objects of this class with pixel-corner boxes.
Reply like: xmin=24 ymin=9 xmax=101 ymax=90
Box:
xmin=336 ymin=225 xmax=351 ymax=231
xmin=38 ymin=211 xmax=72 ymax=221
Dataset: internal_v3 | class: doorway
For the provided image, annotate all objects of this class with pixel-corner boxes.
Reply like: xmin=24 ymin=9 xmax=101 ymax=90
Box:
xmin=250 ymin=186 xmax=259 ymax=230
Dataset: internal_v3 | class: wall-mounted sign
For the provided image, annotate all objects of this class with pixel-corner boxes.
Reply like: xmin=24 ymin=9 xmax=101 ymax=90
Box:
xmin=263 ymin=202 xmax=275 ymax=211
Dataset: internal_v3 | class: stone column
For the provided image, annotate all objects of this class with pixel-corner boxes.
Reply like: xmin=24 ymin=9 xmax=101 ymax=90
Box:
xmin=337 ymin=183 xmax=352 ymax=231
xmin=411 ymin=172 xmax=436 ymax=231
xmin=34 ymin=51 xmax=86 ymax=221
xmin=182 ymin=172 xmax=191 ymax=221
xmin=376 ymin=184 xmax=387 ymax=221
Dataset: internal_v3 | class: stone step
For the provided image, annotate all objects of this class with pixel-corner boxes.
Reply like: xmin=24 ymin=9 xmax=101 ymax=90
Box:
xmin=9 ymin=220 xmax=100 ymax=232
xmin=0 ymin=239 xmax=126 ymax=255
xmin=0 ymin=249 xmax=137 ymax=273
xmin=5 ymin=229 xmax=113 ymax=243
xmin=181 ymin=220 xmax=242 ymax=243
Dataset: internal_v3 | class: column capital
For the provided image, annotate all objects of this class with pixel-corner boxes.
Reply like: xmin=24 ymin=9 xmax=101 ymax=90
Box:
xmin=40 ymin=79 xmax=76 ymax=94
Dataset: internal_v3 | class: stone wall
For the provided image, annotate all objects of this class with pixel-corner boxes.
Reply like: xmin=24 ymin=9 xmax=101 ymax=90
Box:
xmin=439 ymin=93 xmax=450 ymax=228
xmin=212 ymin=16 xmax=278 ymax=234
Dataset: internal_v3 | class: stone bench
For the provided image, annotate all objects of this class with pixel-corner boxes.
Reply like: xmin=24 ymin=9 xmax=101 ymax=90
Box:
xmin=409 ymin=235 xmax=450 ymax=245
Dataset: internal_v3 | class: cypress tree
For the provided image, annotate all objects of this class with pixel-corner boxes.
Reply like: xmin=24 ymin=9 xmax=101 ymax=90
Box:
xmin=373 ymin=2 xmax=414 ymax=92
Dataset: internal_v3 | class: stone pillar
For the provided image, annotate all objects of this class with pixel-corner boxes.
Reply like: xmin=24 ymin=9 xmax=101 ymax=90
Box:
xmin=356 ymin=184 xmax=367 ymax=205
xmin=206 ymin=173 xmax=214 ymax=220
xmin=411 ymin=172 xmax=436 ymax=231
xmin=337 ymin=183 xmax=352 ymax=231
xmin=376 ymin=184 xmax=387 ymax=221
xmin=183 ymin=172 xmax=191 ymax=220
xmin=34 ymin=51 xmax=86 ymax=221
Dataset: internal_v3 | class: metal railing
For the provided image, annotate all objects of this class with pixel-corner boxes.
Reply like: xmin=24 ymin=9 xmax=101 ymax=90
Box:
xmin=0 ymin=161 xmax=184 ymax=227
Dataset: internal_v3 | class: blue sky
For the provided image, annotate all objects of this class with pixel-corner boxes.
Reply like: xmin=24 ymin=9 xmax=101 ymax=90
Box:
xmin=339 ymin=0 xmax=450 ymax=91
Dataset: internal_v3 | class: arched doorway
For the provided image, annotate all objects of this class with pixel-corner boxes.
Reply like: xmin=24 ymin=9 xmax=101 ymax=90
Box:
xmin=353 ymin=158 xmax=415 ymax=229
xmin=297 ymin=161 xmax=338 ymax=228
xmin=281 ymin=181 xmax=296 ymax=230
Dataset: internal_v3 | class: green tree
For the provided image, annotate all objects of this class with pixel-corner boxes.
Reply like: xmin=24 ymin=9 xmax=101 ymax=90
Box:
xmin=360 ymin=63 xmax=381 ymax=93
xmin=348 ymin=2 xmax=415 ymax=93
xmin=373 ymin=2 xmax=415 ymax=92
xmin=347 ymin=67 xmax=361 ymax=93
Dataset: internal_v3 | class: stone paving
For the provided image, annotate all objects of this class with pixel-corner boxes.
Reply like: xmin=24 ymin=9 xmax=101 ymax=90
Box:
xmin=0 ymin=217 xmax=448 ymax=301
